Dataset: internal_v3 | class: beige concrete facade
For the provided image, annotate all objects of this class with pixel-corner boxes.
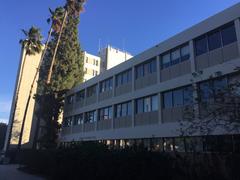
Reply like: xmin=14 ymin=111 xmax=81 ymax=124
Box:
xmin=83 ymin=52 xmax=100 ymax=82
xmin=4 ymin=46 xmax=42 ymax=149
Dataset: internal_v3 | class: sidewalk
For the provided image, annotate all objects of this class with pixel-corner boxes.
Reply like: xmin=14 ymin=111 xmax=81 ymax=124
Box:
xmin=0 ymin=164 xmax=45 ymax=180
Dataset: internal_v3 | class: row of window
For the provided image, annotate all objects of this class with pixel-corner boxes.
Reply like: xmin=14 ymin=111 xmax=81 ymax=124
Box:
xmin=195 ymin=22 xmax=237 ymax=56
xmin=86 ymin=57 xmax=99 ymax=66
xmin=136 ymin=95 xmax=158 ymax=114
xmin=161 ymin=44 xmax=190 ymax=69
xmin=163 ymin=86 xmax=193 ymax=108
xmin=135 ymin=58 xmax=157 ymax=79
xmin=116 ymin=69 xmax=132 ymax=87
xmin=99 ymin=78 xmax=113 ymax=93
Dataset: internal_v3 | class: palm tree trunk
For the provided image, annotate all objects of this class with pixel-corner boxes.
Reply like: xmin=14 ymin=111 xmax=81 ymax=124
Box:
xmin=46 ymin=10 xmax=68 ymax=84
xmin=17 ymin=28 xmax=53 ymax=151
xmin=5 ymin=47 xmax=28 ymax=152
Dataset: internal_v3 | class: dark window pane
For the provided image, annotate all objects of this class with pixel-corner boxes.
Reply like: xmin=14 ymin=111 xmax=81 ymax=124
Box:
xmin=76 ymin=90 xmax=85 ymax=102
xmin=109 ymin=107 xmax=113 ymax=119
xmin=150 ymin=60 xmax=157 ymax=73
xmin=136 ymin=65 xmax=143 ymax=79
xmin=122 ymin=103 xmax=127 ymax=116
xmin=163 ymin=91 xmax=173 ymax=108
xmin=181 ymin=45 xmax=190 ymax=61
xmin=183 ymin=86 xmax=193 ymax=105
xmin=199 ymin=81 xmax=212 ymax=102
xmin=136 ymin=98 xmax=144 ymax=113
xmin=151 ymin=95 xmax=158 ymax=111
xmin=144 ymin=63 xmax=149 ymax=76
xmin=208 ymin=31 xmax=222 ymax=51
xmin=128 ymin=70 xmax=132 ymax=82
xmin=116 ymin=74 xmax=122 ymax=87
xmin=122 ymin=72 xmax=128 ymax=84
xmin=144 ymin=97 xmax=151 ymax=112
xmin=162 ymin=53 xmax=171 ymax=69
xmin=171 ymin=49 xmax=181 ymax=65
xmin=127 ymin=102 xmax=132 ymax=116
xmin=116 ymin=104 xmax=121 ymax=118
xmin=221 ymin=24 xmax=237 ymax=46
xmin=195 ymin=36 xmax=208 ymax=56
xmin=173 ymin=89 xmax=183 ymax=107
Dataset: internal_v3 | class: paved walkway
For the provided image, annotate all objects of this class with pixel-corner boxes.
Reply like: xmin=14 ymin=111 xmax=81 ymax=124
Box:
xmin=0 ymin=164 xmax=45 ymax=180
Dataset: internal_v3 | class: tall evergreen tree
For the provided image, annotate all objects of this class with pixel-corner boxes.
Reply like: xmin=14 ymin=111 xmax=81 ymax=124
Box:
xmin=36 ymin=0 xmax=85 ymax=149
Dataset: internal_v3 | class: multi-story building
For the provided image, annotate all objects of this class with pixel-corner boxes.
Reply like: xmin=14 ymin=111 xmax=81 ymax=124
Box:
xmin=4 ymin=46 xmax=42 ymax=150
xmin=99 ymin=45 xmax=133 ymax=73
xmin=83 ymin=51 xmax=100 ymax=82
xmin=62 ymin=3 xmax=240 ymax=152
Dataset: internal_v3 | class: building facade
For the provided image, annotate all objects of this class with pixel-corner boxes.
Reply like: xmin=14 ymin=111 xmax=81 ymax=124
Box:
xmin=99 ymin=45 xmax=133 ymax=73
xmin=83 ymin=51 xmax=101 ymax=82
xmin=61 ymin=4 xmax=240 ymax=152
xmin=4 ymin=46 xmax=42 ymax=150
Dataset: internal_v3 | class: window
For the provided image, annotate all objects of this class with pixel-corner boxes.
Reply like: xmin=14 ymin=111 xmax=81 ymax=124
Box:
xmin=171 ymin=49 xmax=181 ymax=65
xmin=151 ymin=95 xmax=158 ymax=111
xmin=221 ymin=23 xmax=237 ymax=46
xmin=87 ymin=85 xmax=97 ymax=97
xmin=163 ymin=91 xmax=173 ymax=108
xmin=161 ymin=43 xmax=190 ymax=69
xmin=67 ymin=95 xmax=74 ymax=104
xmin=162 ymin=53 xmax=171 ymax=69
xmin=85 ymin=111 xmax=97 ymax=123
xmin=115 ymin=101 xmax=132 ymax=118
xmin=173 ymin=89 xmax=183 ymax=107
xmin=64 ymin=116 xmax=73 ymax=127
xmin=195 ymin=22 xmax=237 ymax=56
xmin=136 ymin=95 xmax=158 ymax=114
xmin=86 ymin=57 xmax=88 ymax=63
xmin=96 ymin=60 xmax=98 ymax=66
xmin=100 ymin=78 xmax=113 ymax=93
xmin=76 ymin=90 xmax=85 ymax=102
xmin=135 ymin=59 xmax=156 ymax=79
xmin=116 ymin=69 xmax=132 ymax=87
xmin=144 ymin=97 xmax=151 ymax=112
xmin=181 ymin=45 xmax=190 ymax=61
xmin=195 ymin=36 xmax=208 ymax=56
xmin=199 ymin=77 xmax=228 ymax=102
xmin=136 ymin=64 xmax=144 ymax=78
xmin=99 ymin=106 xmax=112 ymax=121
xmin=136 ymin=98 xmax=144 ymax=113
xmin=208 ymin=31 xmax=222 ymax=51
xmin=163 ymin=86 xmax=193 ymax=108
xmin=74 ymin=114 xmax=83 ymax=125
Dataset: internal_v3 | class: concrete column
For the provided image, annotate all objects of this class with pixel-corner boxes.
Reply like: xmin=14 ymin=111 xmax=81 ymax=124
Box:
xmin=158 ymin=92 xmax=162 ymax=124
xmin=156 ymin=56 xmax=160 ymax=83
xmin=131 ymin=100 xmax=135 ymax=127
xmin=189 ymin=40 xmax=196 ymax=73
xmin=234 ymin=19 xmax=240 ymax=55
xmin=132 ymin=66 xmax=135 ymax=91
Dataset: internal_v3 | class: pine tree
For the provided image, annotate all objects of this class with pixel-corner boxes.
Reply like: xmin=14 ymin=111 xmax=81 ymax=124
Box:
xmin=36 ymin=0 xmax=85 ymax=149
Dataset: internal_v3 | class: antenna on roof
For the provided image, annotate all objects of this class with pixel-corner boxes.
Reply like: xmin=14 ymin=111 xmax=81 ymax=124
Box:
xmin=98 ymin=39 xmax=101 ymax=52
xmin=122 ymin=38 xmax=125 ymax=52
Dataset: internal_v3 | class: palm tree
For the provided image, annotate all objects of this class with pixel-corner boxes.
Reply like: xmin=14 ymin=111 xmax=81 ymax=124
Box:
xmin=16 ymin=27 xmax=43 ymax=150
xmin=46 ymin=0 xmax=86 ymax=84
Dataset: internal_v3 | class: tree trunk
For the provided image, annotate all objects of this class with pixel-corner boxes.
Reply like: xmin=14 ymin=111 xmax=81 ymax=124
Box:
xmin=46 ymin=10 xmax=68 ymax=84
xmin=17 ymin=27 xmax=53 ymax=151
xmin=5 ymin=47 xmax=28 ymax=152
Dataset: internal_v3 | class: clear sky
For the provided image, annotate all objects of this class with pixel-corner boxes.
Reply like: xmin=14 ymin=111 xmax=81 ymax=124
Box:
xmin=0 ymin=0 xmax=239 ymax=124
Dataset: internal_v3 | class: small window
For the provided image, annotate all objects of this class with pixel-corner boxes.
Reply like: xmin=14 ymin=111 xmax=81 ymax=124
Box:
xmin=136 ymin=65 xmax=144 ymax=79
xmin=173 ymin=89 xmax=183 ymax=107
xmin=163 ymin=91 xmax=173 ymax=108
xmin=122 ymin=103 xmax=127 ymax=116
xmin=76 ymin=90 xmax=85 ymax=102
xmin=150 ymin=59 xmax=157 ymax=73
xmin=221 ymin=23 xmax=237 ymax=46
xmin=136 ymin=98 xmax=144 ymax=113
xmin=116 ymin=104 xmax=121 ymax=118
xmin=181 ymin=45 xmax=190 ymax=61
xmin=151 ymin=95 xmax=158 ymax=111
xmin=195 ymin=36 xmax=208 ymax=56
xmin=208 ymin=31 xmax=222 ymax=51
xmin=127 ymin=102 xmax=132 ymax=116
xmin=144 ymin=97 xmax=151 ymax=112
xmin=162 ymin=53 xmax=171 ymax=69
xmin=171 ymin=49 xmax=181 ymax=65
xmin=67 ymin=95 xmax=74 ymax=104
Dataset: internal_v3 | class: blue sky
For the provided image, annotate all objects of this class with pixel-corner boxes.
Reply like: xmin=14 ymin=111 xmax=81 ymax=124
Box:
xmin=0 ymin=0 xmax=239 ymax=124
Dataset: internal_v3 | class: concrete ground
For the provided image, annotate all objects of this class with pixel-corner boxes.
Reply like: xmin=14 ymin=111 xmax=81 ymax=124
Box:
xmin=0 ymin=164 xmax=45 ymax=180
